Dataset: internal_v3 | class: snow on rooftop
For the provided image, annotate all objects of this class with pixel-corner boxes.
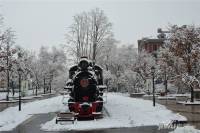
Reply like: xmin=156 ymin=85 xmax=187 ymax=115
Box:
xmin=41 ymin=93 xmax=186 ymax=131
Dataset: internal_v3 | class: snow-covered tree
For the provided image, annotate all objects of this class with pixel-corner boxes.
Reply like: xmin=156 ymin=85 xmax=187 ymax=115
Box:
xmin=0 ymin=28 xmax=17 ymax=100
xmin=28 ymin=52 xmax=41 ymax=95
xmin=98 ymin=44 xmax=144 ymax=92
xmin=66 ymin=8 xmax=113 ymax=62
xmin=96 ymin=37 xmax=118 ymax=71
xmin=134 ymin=50 xmax=156 ymax=86
xmin=37 ymin=46 xmax=67 ymax=93
xmin=161 ymin=25 xmax=200 ymax=102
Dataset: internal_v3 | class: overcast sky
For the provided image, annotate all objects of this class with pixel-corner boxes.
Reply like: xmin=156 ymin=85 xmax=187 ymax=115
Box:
xmin=0 ymin=0 xmax=200 ymax=51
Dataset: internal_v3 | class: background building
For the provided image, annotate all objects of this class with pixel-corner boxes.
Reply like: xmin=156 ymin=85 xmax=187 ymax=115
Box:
xmin=138 ymin=28 xmax=168 ymax=56
xmin=138 ymin=38 xmax=164 ymax=55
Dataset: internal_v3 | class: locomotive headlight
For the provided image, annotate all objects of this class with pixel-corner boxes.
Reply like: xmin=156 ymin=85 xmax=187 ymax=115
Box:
xmin=80 ymin=79 xmax=89 ymax=88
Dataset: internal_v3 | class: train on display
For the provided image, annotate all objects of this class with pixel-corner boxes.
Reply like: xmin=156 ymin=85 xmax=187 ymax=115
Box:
xmin=63 ymin=57 xmax=107 ymax=119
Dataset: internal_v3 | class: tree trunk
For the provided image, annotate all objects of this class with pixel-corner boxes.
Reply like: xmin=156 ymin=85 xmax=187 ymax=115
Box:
xmin=36 ymin=86 xmax=38 ymax=96
xmin=92 ymin=42 xmax=97 ymax=61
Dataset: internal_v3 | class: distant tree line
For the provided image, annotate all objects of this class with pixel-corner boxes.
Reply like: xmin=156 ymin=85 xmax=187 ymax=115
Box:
xmin=0 ymin=15 xmax=67 ymax=100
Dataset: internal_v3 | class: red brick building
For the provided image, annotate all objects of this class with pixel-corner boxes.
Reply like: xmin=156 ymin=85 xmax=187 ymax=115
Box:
xmin=138 ymin=38 xmax=164 ymax=54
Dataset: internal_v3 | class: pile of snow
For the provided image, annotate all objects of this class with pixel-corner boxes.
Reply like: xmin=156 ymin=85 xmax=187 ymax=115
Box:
xmin=0 ymin=92 xmax=6 ymax=100
xmin=170 ymin=126 xmax=200 ymax=133
xmin=177 ymin=101 xmax=200 ymax=105
xmin=169 ymin=93 xmax=190 ymax=97
xmin=157 ymin=96 xmax=176 ymax=100
xmin=0 ymin=96 xmax=64 ymax=131
xmin=41 ymin=93 xmax=186 ymax=131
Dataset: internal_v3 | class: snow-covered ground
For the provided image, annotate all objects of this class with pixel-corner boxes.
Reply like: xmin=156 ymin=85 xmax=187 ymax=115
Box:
xmin=0 ymin=92 xmax=199 ymax=132
xmin=0 ymin=96 xmax=65 ymax=131
xmin=41 ymin=93 xmax=187 ymax=131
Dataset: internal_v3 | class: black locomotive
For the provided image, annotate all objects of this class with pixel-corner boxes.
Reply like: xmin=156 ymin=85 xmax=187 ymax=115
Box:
xmin=65 ymin=57 xmax=106 ymax=118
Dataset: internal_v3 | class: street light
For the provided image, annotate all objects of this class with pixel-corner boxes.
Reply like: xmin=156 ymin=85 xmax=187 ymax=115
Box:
xmin=116 ymin=71 xmax=120 ymax=92
xmin=151 ymin=66 xmax=156 ymax=107
xmin=164 ymin=66 xmax=168 ymax=95
xmin=49 ymin=73 xmax=53 ymax=94
xmin=17 ymin=68 xmax=23 ymax=111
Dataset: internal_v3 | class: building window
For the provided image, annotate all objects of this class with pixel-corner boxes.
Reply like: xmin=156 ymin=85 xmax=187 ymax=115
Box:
xmin=153 ymin=44 xmax=157 ymax=51
xmin=145 ymin=44 xmax=148 ymax=51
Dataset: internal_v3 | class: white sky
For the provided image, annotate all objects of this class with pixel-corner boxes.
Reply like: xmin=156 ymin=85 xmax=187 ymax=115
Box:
xmin=0 ymin=0 xmax=200 ymax=51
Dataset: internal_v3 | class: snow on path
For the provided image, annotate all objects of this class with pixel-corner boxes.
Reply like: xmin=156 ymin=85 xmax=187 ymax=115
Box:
xmin=0 ymin=96 xmax=64 ymax=131
xmin=41 ymin=93 xmax=186 ymax=131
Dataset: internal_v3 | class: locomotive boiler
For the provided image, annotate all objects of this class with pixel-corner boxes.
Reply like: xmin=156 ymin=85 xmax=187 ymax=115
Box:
xmin=64 ymin=57 xmax=107 ymax=118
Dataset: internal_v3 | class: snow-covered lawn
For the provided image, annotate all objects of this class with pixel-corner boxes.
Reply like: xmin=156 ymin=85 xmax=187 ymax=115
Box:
xmin=0 ymin=96 xmax=64 ymax=131
xmin=41 ymin=93 xmax=187 ymax=131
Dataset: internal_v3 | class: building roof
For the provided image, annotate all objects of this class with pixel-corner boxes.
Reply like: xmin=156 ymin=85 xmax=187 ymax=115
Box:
xmin=138 ymin=38 xmax=165 ymax=45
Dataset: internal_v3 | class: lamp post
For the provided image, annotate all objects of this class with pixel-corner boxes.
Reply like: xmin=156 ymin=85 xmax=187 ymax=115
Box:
xmin=36 ymin=85 xmax=38 ymax=96
xmin=116 ymin=71 xmax=120 ymax=92
xmin=43 ymin=76 xmax=46 ymax=94
xmin=164 ymin=66 xmax=168 ymax=95
xmin=49 ymin=73 xmax=53 ymax=94
xmin=18 ymin=68 xmax=23 ymax=111
xmin=151 ymin=66 xmax=156 ymax=107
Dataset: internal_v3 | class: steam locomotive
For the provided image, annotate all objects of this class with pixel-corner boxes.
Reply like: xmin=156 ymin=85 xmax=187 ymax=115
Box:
xmin=65 ymin=57 xmax=107 ymax=118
